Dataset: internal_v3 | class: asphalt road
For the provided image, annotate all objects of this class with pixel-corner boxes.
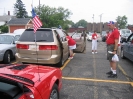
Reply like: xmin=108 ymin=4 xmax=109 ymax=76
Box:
xmin=60 ymin=40 xmax=133 ymax=99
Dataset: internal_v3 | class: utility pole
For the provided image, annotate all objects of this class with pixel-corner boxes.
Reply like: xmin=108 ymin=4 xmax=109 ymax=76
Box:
xmin=99 ymin=13 xmax=103 ymax=34
xmin=39 ymin=0 xmax=40 ymax=16
xmin=92 ymin=14 xmax=94 ymax=31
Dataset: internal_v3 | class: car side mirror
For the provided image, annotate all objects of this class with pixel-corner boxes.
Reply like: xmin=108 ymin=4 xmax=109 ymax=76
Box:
xmin=14 ymin=41 xmax=18 ymax=44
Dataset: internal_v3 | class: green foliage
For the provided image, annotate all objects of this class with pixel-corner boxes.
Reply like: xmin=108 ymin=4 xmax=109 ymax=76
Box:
xmin=0 ymin=25 xmax=8 ymax=33
xmin=72 ymin=19 xmax=88 ymax=28
xmin=34 ymin=5 xmax=72 ymax=30
xmin=14 ymin=0 xmax=28 ymax=18
xmin=116 ymin=15 xmax=127 ymax=29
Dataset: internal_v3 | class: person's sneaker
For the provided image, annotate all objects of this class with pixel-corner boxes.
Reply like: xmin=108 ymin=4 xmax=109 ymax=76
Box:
xmin=68 ymin=57 xmax=73 ymax=59
xmin=95 ymin=52 xmax=97 ymax=53
xmin=106 ymin=71 xmax=113 ymax=75
xmin=92 ymin=52 xmax=94 ymax=54
xmin=108 ymin=74 xmax=117 ymax=78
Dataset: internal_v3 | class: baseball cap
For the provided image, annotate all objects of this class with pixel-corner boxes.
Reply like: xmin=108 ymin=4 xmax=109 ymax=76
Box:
xmin=108 ymin=21 xmax=115 ymax=26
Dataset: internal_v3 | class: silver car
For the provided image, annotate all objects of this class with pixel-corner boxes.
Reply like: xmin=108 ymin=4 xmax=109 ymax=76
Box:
xmin=0 ymin=32 xmax=22 ymax=63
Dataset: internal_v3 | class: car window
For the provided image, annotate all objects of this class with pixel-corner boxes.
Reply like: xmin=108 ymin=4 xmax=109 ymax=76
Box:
xmin=19 ymin=29 xmax=54 ymax=42
xmin=72 ymin=33 xmax=81 ymax=39
xmin=128 ymin=34 xmax=133 ymax=43
xmin=56 ymin=29 xmax=65 ymax=38
xmin=0 ymin=35 xmax=13 ymax=44
xmin=14 ymin=35 xmax=20 ymax=41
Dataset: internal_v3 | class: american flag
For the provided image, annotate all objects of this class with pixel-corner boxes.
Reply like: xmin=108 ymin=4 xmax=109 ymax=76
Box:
xmin=32 ymin=8 xmax=42 ymax=33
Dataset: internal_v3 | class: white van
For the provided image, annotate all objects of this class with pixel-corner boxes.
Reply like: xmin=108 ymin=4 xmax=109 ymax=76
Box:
xmin=13 ymin=29 xmax=25 ymax=34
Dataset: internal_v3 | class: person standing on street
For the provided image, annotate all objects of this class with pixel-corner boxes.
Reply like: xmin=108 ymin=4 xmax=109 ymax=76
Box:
xmin=106 ymin=21 xmax=120 ymax=78
xmin=92 ymin=31 xmax=98 ymax=54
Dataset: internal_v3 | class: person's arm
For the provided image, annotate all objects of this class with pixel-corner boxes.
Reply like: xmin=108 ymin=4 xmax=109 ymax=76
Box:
xmin=113 ymin=39 xmax=119 ymax=54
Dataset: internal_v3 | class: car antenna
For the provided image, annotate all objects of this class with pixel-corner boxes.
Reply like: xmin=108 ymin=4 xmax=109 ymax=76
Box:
xmin=34 ymin=33 xmax=41 ymax=81
xmin=32 ymin=5 xmax=42 ymax=81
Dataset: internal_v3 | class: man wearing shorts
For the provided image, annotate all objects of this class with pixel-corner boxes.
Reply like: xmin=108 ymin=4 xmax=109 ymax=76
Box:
xmin=106 ymin=21 xmax=120 ymax=78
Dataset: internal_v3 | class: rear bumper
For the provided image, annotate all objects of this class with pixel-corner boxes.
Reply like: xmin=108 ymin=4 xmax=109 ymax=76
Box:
xmin=15 ymin=53 xmax=60 ymax=64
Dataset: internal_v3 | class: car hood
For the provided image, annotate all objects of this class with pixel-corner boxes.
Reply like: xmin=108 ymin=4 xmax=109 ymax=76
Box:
xmin=0 ymin=64 xmax=60 ymax=86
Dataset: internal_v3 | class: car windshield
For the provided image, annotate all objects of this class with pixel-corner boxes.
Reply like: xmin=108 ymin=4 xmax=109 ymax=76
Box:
xmin=102 ymin=31 xmax=106 ymax=36
xmin=89 ymin=33 xmax=93 ymax=36
xmin=124 ymin=33 xmax=131 ymax=37
xmin=19 ymin=29 xmax=54 ymax=42
xmin=0 ymin=35 xmax=14 ymax=44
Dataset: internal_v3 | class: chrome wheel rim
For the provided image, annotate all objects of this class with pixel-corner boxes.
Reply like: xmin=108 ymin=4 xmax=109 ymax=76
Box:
xmin=121 ymin=50 xmax=123 ymax=58
xmin=50 ymin=89 xmax=58 ymax=99
xmin=8 ymin=53 xmax=11 ymax=63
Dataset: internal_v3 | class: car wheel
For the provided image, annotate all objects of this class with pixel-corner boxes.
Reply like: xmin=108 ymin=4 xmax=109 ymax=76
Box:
xmin=50 ymin=84 xmax=59 ymax=99
xmin=3 ymin=51 xmax=11 ymax=64
xmin=120 ymin=49 xmax=125 ymax=59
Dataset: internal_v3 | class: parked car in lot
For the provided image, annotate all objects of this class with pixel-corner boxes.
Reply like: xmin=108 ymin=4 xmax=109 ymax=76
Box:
xmin=101 ymin=31 xmax=107 ymax=42
xmin=86 ymin=32 xmax=93 ymax=41
xmin=120 ymin=33 xmax=133 ymax=62
xmin=120 ymin=33 xmax=131 ymax=43
xmin=0 ymin=32 xmax=22 ymax=63
xmin=71 ymin=32 xmax=86 ymax=52
xmin=15 ymin=28 xmax=69 ymax=67
xmin=0 ymin=63 xmax=62 ymax=99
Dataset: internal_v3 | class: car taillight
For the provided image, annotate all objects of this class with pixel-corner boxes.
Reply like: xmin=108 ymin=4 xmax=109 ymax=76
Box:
xmin=25 ymin=92 xmax=34 ymax=99
xmin=17 ymin=44 xmax=29 ymax=49
xmin=18 ymin=92 xmax=34 ymax=99
xmin=39 ymin=45 xmax=58 ymax=50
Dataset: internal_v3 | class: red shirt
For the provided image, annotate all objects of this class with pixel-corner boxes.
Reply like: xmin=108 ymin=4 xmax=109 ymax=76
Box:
xmin=106 ymin=28 xmax=120 ymax=45
xmin=66 ymin=36 xmax=76 ymax=46
xmin=92 ymin=33 xmax=97 ymax=40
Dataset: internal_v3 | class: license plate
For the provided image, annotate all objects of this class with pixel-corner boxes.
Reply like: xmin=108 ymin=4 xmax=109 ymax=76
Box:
xmin=29 ymin=45 xmax=36 ymax=50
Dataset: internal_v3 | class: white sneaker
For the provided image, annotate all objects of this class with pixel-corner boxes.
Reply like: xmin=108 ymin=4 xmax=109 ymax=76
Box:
xmin=68 ymin=57 xmax=73 ymax=59
xmin=95 ymin=52 xmax=97 ymax=53
xmin=92 ymin=52 xmax=94 ymax=54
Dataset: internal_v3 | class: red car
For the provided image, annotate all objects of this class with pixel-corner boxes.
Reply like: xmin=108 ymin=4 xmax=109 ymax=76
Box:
xmin=0 ymin=64 xmax=62 ymax=99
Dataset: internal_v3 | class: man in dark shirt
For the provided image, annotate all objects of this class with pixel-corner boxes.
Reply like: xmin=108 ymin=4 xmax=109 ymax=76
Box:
xmin=106 ymin=21 xmax=120 ymax=78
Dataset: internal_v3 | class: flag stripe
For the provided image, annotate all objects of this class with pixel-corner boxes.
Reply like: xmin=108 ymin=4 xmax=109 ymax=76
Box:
xmin=32 ymin=8 xmax=42 ymax=33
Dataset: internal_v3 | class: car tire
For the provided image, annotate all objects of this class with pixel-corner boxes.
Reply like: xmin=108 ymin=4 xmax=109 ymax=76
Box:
xmin=3 ymin=51 xmax=11 ymax=64
xmin=120 ymin=49 xmax=125 ymax=59
xmin=49 ymin=84 xmax=59 ymax=99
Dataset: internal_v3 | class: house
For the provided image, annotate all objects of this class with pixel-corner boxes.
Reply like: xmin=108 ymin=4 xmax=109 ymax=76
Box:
xmin=0 ymin=15 xmax=13 ymax=26
xmin=7 ymin=18 xmax=33 ymax=33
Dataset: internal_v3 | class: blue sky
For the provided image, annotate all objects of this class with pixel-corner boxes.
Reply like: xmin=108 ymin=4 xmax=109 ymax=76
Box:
xmin=0 ymin=0 xmax=133 ymax=24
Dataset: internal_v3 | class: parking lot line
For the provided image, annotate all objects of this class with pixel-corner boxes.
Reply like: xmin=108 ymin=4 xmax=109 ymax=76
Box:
xmin=62 ymin=76 xmax=132 ymax=84
xmin=60 ymin=53 xmax=75 ymax=70
xmin=118 ymin=64 xmax=130 ymax=81
xmin=11 ymin=61 xmax=18 ymax=64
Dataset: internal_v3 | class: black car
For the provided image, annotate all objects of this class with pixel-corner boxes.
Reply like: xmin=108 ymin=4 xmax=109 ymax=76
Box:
xmin=101 ymin=31 xmax=107 ymax=42
xmin=120 ymin=33 xmax=133 ymax=62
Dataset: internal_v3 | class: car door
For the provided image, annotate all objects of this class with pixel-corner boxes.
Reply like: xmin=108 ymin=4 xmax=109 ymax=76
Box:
xmin=127 ymin=34 xmax=133 ymax=61
xmin=71 ymin=32 xmax=86 ymax=53
xmin=56 ymin=29 xmax=69 ymax=61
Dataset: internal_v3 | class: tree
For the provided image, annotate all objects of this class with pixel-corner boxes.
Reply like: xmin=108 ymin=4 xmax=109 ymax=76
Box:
xmin=73 ymin=19 xmax=88 ymax=28
xmin=0 ymin=25 xmax=8 ymax=33
xmin=116 ymin=15 xmax=127 ymax=29
xmin=34 ymin=5 xmax=72 ymax=30
xmin=14 ymin=0 xmax=28 ymax=18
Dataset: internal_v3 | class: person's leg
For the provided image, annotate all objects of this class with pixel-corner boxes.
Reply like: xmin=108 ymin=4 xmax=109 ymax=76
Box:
xmin=69 ymin=49 xmax=73 ymax=57
xmin=92 ymin=40 xmax=94 ymax=54
xmin=95 ymin=40 xmax=97 ymax=53
xmin=108 ymin=61 xmax=117 ymax=78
